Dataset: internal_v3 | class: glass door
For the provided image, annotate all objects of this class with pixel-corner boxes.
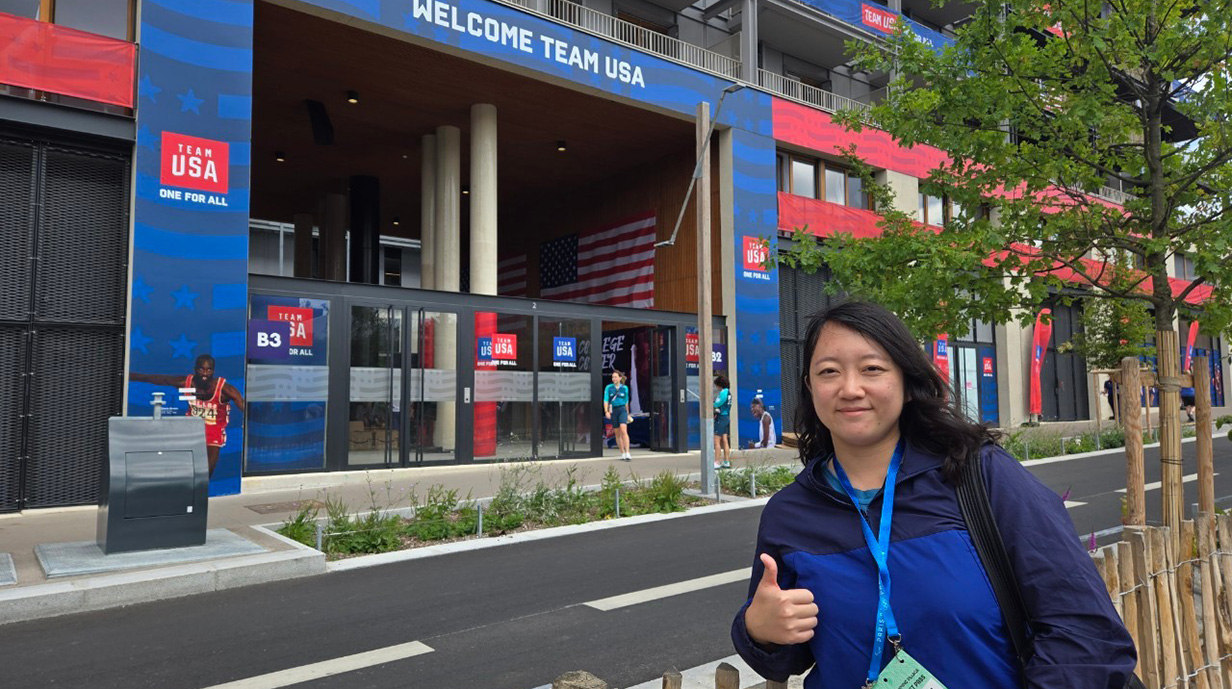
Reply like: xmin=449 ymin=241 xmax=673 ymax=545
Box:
xmin=651 ymin=326 xmax=676 ymax=451
xmin=406 ymin=308 xmax=460 ymax=463
xmin=347 ymin=304 xmax=402 ymax=468
xmin=537 ymin=317 xmax=592 ymax=459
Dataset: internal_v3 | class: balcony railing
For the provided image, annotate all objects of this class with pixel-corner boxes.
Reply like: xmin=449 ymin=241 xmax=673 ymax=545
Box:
xmin=496 ymin=0 xmax=743 ymax=79
xmin=758 ymin=69 xmax=874 ymax=117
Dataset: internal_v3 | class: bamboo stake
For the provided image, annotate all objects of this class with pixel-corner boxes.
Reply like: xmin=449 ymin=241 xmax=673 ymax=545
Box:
xmin=1120 ymin=539 xmax=1142 ymax=659
xmin=1181 ymin=521 xmax=1212 ymax=689
xmin=1130 ymin=527 xmax=1163 ymax=689
xmin=1218 ymin=516 xmax=1232 ymax=686
xmin=1152 ymin=527 xmax=1182 ymax=689
xmin=715 ymin=662 xmax=740 ymax=689
xmin=1122 ymin=358 xmax=1147 ymax=526
xmin=1097 ymin=547 xmax=1122 ymax=618
xmin=1196 ymin=358 xmax=1214 ymax=518
xmin=661 ymin=671 xmax=682 ymax=689
xmin=1198 ymin=515 xmax=1225 ymax=689
xmin=1158 ymin=330 xmax=1184 ymax=542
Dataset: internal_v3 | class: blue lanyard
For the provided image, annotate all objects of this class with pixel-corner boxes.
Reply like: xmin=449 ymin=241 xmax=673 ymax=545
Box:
xmin=833 ymin=439 xmax=904 ymax=685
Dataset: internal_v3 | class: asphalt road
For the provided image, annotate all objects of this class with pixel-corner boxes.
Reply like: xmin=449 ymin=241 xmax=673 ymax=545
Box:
xmin=4 ymin=438 xmax=1231 ymax=689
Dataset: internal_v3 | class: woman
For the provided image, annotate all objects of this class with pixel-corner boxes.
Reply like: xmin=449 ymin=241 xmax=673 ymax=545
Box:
xmin=604 ymin=370 xmax=632 ymax=461
xmin=747 ymin=397 xmax=777 ymax=449
xmin=714 ymin=374 xmax=732 ymax=469
xmin=731 ymin=301 xmax=1135 ymax=688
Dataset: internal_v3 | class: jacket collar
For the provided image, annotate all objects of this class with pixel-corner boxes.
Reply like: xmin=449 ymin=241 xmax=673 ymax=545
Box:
xmin=798 ymin=438 xmax=945 ymax=498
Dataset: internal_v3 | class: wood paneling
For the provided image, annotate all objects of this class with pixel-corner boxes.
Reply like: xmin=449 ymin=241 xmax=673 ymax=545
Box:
xmin=505 ymin=142 xmax=725 ymax=316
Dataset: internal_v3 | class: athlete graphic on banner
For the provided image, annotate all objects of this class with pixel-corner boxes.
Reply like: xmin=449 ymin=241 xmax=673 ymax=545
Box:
xmin=131 ymin=353 xmax=246 ymax=477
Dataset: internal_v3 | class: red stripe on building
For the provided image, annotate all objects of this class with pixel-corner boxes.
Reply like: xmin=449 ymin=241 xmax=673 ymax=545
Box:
xmin=0 ymin=12 xmax=135 ymax=108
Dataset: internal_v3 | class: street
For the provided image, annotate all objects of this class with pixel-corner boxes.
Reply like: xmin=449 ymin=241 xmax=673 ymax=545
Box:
xmin=4 ymin=438 xmax=1230 ymax=689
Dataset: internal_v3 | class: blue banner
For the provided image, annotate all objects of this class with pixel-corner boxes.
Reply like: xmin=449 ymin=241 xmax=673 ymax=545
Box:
xmin=795 ymin=0 xmax=953 ymax=53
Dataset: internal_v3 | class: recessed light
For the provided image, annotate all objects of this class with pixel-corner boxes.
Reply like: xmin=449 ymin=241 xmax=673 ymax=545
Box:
xmin=556 ymin=140 xmax=567 ymax=152
xmin=393 ymin=217 xmax=400 ymax=226
xmin=346 ymin=90 xmax=359 ymax=104
xmin=462 ymin=188 xmax=470 ymax=195
xmin=274 ymin=150 xmax=286 ymax=162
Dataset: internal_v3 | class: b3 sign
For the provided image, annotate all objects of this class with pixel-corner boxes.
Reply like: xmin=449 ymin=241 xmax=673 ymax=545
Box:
xmin=248 ymin=320 xmax=291 ymax=361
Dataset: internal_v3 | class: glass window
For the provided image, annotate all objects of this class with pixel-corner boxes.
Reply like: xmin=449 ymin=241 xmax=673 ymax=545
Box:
xmin=928 ymin=195 xmax=944 ymax=227
xmin=846 ymin=174 xmax=866 ymax=209
xmin=917 ymin=193 xmax=927 ymax=223
xmin=538 ymin=318 xmax=591 ymax=459
xmin=53 ymin=0 xmax=130 ymax=40
xmin=474 ymin=312 xmax=534 ymax=461
xmin=0 ymin=0 xmax=43 ymax=18
xmin=791 ymin=159 xmax=818 ymax=199
xmin=383 ymin=247 xmax=402 ymax=286
xmin=825 ymin=167 xmax=845 ymax=205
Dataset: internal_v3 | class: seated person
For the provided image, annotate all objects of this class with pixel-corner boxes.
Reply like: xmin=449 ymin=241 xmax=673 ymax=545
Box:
xmin=746 ymin=397 xmax=777 ymax=449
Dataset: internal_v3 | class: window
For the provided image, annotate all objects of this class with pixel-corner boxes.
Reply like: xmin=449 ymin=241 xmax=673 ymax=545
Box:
xmin=3 ymin=0 xmax=133 ymax=40
xmin=918 ymin=194 xmax=945 ymax=226
xmin=1174 ymin=253 xmax=1195 ymax=280
xmin=824 ymin=162 xmax=869 ymax=209
xmin=777 ymin=151 xmax=819 ymax=199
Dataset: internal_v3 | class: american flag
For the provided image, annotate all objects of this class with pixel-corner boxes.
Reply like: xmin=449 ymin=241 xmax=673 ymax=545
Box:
xmin=539 ymin=213 xmax=656 ymax=308
xmin=497 ymin=254 xmax=527 ymax=297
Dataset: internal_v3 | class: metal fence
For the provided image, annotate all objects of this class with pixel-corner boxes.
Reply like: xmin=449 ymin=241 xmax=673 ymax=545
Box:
xmin=758 ymin=69 xmax=875 ymax=116
xmin=496 ymin=0 xmax=743 ymax=79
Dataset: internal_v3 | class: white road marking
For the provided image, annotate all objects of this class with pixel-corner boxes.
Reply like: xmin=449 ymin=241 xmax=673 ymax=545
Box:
xmin=1064 ymin=500 xmax=1088 ymax=508
xmin=1117 ymin=472 xmax=1214 ymax=494
xmin=200 ymin=641 xmax=434 ymax=689
xmin=585 ymin=568 xmax=751 ymax=611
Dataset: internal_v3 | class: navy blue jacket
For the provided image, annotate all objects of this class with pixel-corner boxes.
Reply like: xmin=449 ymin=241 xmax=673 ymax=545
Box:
xmin=731 ymin=442 xmax=1136 ymax=688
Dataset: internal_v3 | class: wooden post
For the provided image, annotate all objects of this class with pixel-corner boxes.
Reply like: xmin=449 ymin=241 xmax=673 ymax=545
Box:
xmin=1196 ymin=357 xmax=1215 ymax=517
xmin=1151 ymin=527 xmax=1182 ymax=689
xmin=1128 ymin=527 xmax=1162 ymax=689
xmin=696 ymin=100 xmax=715 ymax=491
xmin=661 ymin=671 xmax=682 ymax=689
xmin=1119 ymin=540 xmax=1141 ymax=655
xmin=1096 ymin=547 xmax=1122 ymax=617
xmin=1218 ymin=516 xmax=1232 ymax=686
xmin=1159 ymin=329 xmax=1184 ymax=538
xmin=1122 ymin=358 xmax=1147 ymax=526
xmin=1181 ymin=520 xmax=1212 ymax=689
xmin=1198 ymin=515 xmax=1225 ymax=689
xmin=715 ymin=662 xmax=740 ymax=689
xmin=765 ymin=681 xmax=790 ymax=689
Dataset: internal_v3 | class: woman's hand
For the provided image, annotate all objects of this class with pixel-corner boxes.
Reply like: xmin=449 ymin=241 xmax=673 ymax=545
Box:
xmin=744 ymin=554 xmax=818 ymax=646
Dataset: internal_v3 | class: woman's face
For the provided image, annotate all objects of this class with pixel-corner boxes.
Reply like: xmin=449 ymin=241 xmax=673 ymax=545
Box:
xmin=611 ymin=372 xmax=620 ymax=385
xmin=807 ymin=323 xmax=905 ymax=454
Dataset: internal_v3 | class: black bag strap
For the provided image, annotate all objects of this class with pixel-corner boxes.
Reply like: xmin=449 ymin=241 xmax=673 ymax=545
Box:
xmin=955 ymin=446 xmax=1034 ymax=669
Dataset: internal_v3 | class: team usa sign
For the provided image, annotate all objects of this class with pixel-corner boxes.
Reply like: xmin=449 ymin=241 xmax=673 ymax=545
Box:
xmin=159 ymin=132 xmax=230 ymax=206
xmin=477 ymin=334 xmax=518 ymax=366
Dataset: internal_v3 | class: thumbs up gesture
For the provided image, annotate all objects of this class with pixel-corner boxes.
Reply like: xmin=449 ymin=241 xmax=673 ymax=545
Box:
xmin=744 ymin=554 xmax=819 ymax=646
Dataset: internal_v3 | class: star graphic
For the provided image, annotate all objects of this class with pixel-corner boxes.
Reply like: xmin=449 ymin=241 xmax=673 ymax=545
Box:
xmin=132 ymin=276 xmax=154 ymax=303
xmin=170 ymin=334 xmax=197 ymax=359
xmin=139 ymin=74 xmax=161 ymax=103
xmin=137 ymin=124 xmax=157 ymax=150
xmin=171 ymin=285 xmax=199 ymax=310
xmin=177 ymin=88 xmax=204 ymax=114
xmin=130 ymin=327 xmax=152 ymax=355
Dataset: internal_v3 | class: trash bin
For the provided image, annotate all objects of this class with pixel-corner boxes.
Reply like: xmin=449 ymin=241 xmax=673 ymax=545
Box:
xmin=96 ymin=397 xmax=210 ymax=554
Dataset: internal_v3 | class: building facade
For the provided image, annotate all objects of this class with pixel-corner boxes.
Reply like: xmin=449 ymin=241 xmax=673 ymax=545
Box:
xmin=0 ymin=0 xmax=1220 ymax=509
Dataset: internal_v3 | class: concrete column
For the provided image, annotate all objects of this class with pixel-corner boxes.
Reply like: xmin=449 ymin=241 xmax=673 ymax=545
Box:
xmin=320 ymin=193 xmax=348 ymax=282
xmin=420 ymin=134 xmax=437 ymax=291
xmin=740 ymin=0 xmax=758 ymax=82
xmin=348 ymin=175 xmax=381 ymax=284
xmin=470 ymin=104 xmax=498 ymax=296
xmin=875 ymin=169 xmax=919 ymax=216
xmin=434 ymin=125 xmax=461 ymax=451
xmin=292 ymin=213 xmax=314 ymax=278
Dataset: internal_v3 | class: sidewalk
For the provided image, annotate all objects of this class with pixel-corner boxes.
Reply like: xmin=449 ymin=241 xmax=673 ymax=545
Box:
xmin=0 ymin=446 xmax=798 ymax=625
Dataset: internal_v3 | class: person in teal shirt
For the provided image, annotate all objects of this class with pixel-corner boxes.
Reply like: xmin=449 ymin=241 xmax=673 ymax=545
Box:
xmin=604 ymin=370 xmax=632 ymax=461
xmin=714 ymin=374 xmax=732 ymax=468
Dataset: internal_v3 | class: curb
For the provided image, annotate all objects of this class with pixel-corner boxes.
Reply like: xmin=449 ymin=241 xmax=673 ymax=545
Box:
xmin=0 ymin=530 xmax=325 ymax=627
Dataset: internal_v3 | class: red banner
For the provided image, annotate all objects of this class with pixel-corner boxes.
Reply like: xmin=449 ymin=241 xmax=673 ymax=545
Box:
xmin=1185 ymin=321 xmax=1199 ymax=372
xmin=933 ymin=334 xmax=950 ymax=379
xmin=0 ymin=12 xmax=135 ymax=108
xmin=1028 ymin=309 xmax=1053 ymax=415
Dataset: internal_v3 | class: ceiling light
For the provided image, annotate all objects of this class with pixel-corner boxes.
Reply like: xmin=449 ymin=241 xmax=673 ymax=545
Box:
xmin=346 ymin=90 xmax=359 ymax=104
xmin=392 ymin=217 xmax=400 ymax=226
xmin=462 ymin=187 xmax=470 ymax=195
xmin=274 ymin=150 xmax=286 ymax=162
xmin=556 ymin=140 xmax=567 ymax=152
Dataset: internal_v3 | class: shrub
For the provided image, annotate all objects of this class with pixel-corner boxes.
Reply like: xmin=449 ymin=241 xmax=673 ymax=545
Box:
xmin=278 ymin=501 xmax=319 ymax=548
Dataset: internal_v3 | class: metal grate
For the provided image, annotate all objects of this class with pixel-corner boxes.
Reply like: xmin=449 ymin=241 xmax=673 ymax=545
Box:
xmin=0 ymin=327 xmax=27 ymax=512
xmin=23 ymin=327 xmax=123 ymax=508
xmin=778 ymin=263 xmax=842 ymax=436
xmin=36 ymin=147 xmax=129 ymax=325
xmin=0 ymin=140 xmax=36 ymax=323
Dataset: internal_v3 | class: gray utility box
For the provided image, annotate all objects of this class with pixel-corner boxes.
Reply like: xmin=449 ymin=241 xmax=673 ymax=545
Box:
xmin=97 ymin=416 xmax=210 ymax=554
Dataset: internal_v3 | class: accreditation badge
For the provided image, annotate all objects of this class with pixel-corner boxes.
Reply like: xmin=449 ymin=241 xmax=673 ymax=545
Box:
xmin=873 ymin=649 xmax=949 ymax=689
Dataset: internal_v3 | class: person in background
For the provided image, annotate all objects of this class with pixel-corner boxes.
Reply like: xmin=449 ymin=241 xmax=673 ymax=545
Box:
xmin=732 ymin=301 xmax=1135 ymax=688
xmin=747 ymin=397 xmax=777 ymax=449
xmin=714 ymin=374 xmax=732 ymax=469
xmin=604 ymin=370 xmax=632 ymax=461
xmin=1103 ymin=377 xmax=1118 ymax=421
xmin=1181 ymin=383 xmax=1196 ymax=422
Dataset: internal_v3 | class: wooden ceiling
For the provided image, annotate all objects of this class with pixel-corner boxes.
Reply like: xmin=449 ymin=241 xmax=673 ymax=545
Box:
xmin=250 ymin=2 xmax=696 ymax=238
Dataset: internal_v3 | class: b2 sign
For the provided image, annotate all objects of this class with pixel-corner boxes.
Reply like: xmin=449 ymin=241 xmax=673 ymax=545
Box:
xmin=248 ymin=320 xmax=291 ymax=361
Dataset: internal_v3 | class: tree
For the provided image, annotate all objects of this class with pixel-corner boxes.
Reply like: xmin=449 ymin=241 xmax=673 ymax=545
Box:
xmin=781 ymin=0 xmax=1232 ymax=344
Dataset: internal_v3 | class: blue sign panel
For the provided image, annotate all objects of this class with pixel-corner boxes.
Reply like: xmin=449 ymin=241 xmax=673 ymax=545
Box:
xmin=553 ymin=336 xmax=577 ymax=363
xmin=247 ymin=320 xmax=291 ymax=361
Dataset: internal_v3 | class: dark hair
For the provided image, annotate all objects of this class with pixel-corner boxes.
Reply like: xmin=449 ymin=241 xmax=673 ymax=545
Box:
xmin=751 ymin=397 xmax=764 ymax=408
xmin=194 ymin=354 xmax=216 ymax=368
xmin=714 ymin=374 xmax=730 ymax=389
xmin=794 ymin=301 xmax=998 ymax=482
